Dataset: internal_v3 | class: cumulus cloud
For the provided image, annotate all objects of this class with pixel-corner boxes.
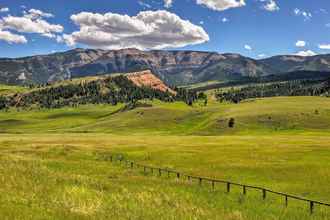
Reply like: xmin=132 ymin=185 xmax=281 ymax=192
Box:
xmin=294 ymin=50 xmax=317 ymax=57
xmin=2 ymin=16 xmax=63 ymax=36
xmin=294 ymin=8 xmax=312 ymax=20
xmin=164 ymin=0 xmax=173 ymax=8
xmin=62 ymin=10 xmax=209 ymax=50
xmin=258 ymin=54 xmax=266 ymax=58
xmin=262 ymin=0 xmax=279 ymax=12
xmin=244 ymin=44 xmax=252 ymax=50
xmin=319 ymin=44 xmax=330 ymax=50
xmin=196 ymin=0 xmax=245 ymax=11
xmin=0 ymin=8 xmax=63 ymax=39
xmin=0 ymin=7 xmax=9 ymax=13
xmin=295 ymin=40 xmax=306 ymax=47
xmin=0 ymin=29 xmax=27 ymax=44
xmin=23 ymin=8 xmax=54 ymax=19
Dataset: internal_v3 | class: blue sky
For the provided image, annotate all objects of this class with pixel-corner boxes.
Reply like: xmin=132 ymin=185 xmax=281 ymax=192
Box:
xmin=0 ymin=0 xmax=330 ymax=58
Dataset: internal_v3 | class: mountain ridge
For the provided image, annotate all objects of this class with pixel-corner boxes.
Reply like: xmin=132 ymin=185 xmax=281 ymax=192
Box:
xmin=1 ymin=48 xmax=330 ymax=86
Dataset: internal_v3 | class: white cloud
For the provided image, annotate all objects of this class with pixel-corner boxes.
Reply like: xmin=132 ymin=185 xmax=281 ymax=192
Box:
xmin=294 ymin=50 xmax=317 ymax=57
xmin=1 ymin=16 xmax=63 ymax=37
xmin=0 ymin=7 xmax=9 ymax=13
xmin=0 ymin=29 xmax=27 ymax=44
xmin=222 ymin=17 xmax=228 ymax=22
xmin=258 ymin=54 xmax=266 ymax=58
xmin=319 ymin=44 xmax=330 ymax=50
xmin=164 ymin=0 xmax=173 ymax=8
xmin=0 ymin=8 xmax=63 ymax=44
xmin=0 ymin=8 xmax=63 ymax=40
xmin=244 ymin=44 xmax=252 ymax=50
xmin=63 ymin=10 xmax=209 ymax=50
xmin=295 ymin=40 xmax=306 ymax=47
xmin=262 ymin=0 xmax=279 ymax=12
xmin=23 ymin=8 xmax=54 ymax=19
xmin=294 ymin=8 xmax=312 ymax=20
xmin=196 ymin=0 xmax=245 ymax=11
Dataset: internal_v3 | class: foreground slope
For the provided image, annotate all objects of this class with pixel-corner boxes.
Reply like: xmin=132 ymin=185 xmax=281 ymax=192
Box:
xmin=1 ymin=97 xmax=330 ymax=219
xmin=0 ymin=133 xmax=330 ymax=219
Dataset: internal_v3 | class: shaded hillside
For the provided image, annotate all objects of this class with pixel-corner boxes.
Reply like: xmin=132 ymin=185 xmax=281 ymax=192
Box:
xmin=216 ymin=78 xmax=330 ymax=103
xmin=260 ymin=54 xmax=330 ymax=73
xmin=189 ymin=71 xmax=330 ymax=92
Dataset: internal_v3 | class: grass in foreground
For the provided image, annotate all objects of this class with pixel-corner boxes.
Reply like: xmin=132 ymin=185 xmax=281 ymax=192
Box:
xmin=0 ymin=96 xmax=330 ymax=219
xmin=0 ymin=133 xmax=330 ymax=219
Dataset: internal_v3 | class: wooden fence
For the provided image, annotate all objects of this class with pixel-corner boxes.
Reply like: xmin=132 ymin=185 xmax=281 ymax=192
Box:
xmin=107 ymin=153 xmax=330 ymax=215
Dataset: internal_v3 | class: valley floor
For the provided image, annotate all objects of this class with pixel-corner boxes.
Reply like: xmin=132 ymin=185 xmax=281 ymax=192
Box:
xmin=0 ymin=97 xmax=330 ymax=219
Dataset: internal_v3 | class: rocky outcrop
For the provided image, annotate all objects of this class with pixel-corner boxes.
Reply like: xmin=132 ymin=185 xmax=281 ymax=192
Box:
xmin=126 ymin=70 xmax=176 ymax=94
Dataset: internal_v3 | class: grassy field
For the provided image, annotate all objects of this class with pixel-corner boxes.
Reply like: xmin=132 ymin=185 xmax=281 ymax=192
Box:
xmin=1 ymin=96 xmax=330 ymax=135
xmin=0 ymin=96 xmax=330 ymax=219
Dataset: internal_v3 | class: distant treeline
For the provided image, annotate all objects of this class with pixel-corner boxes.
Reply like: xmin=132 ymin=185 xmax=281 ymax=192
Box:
xmin=191 ymin=71 xmax=330 ymax=92
xmin=216 ymin=78 xmax=330 ymax=103
xmin=0 ymin=75 xmax=200 ymax=109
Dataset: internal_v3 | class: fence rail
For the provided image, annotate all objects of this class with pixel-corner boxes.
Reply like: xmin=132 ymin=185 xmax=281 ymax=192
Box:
xmin=107 ymin=153 xmax=330 ymax=215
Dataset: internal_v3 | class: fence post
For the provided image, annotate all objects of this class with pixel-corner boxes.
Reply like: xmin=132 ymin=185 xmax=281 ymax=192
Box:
xmin=143 ymin=166 xmax=146 ymax=174
xmin=310 ymin=201 xmax=314 ymax=214
xmin=285 ymin=195 xmax=288 ymax=207
xmin=187 ymin=176 xmax=191 ymax=182
xmin=212 ymin=181 xmax=215 ymax=190
xmin=243 ymin=186 xmax=246 ymax=195
xmin=158 ymin=168 xmax=162 ymax=176
xmin=262 ymin=189 xmax=266 ymax=200
xmin=151 ymin=168 xmax=154 ymax=175
xmin=130 ymin=162 xmax=133 ymax=169
xmin=227 ymin=182 xmax=230 ymax=193
xmin=167 ymin=170 xmax=170 ymax=178
xmin=177 ymin=172 xmax=180 ymax=179
xmin=110 ymin=155 xmax=113 ymax=162
xmin=199 ymin=178 xmax=202 ymax=186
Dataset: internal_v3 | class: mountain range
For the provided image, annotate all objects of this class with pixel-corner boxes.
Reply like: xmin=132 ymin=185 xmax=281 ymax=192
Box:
xmin=1 ymin=48 xmax=330 ymax=86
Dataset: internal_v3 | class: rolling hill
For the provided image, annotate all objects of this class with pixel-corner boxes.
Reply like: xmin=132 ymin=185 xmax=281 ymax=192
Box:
xmin=0 ymin=70 xmax=179 ymax=109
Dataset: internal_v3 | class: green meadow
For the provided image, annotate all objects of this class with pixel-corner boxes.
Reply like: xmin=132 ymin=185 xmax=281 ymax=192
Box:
xmin=1 ymin=96 xmax=330 ymax=219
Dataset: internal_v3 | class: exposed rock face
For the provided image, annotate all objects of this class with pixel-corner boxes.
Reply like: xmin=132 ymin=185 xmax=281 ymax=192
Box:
xmin=126 ymin=70 xmax=176 ymax=94
xmin=1 ymin=48 xmax=330 ymax=86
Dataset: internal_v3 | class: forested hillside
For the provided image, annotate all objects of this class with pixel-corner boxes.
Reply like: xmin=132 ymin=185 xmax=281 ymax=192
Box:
xmin=216 ymin=78 xmax=330 ymax=103
xmin=0 ymin=71 xmax=199 ymax=109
